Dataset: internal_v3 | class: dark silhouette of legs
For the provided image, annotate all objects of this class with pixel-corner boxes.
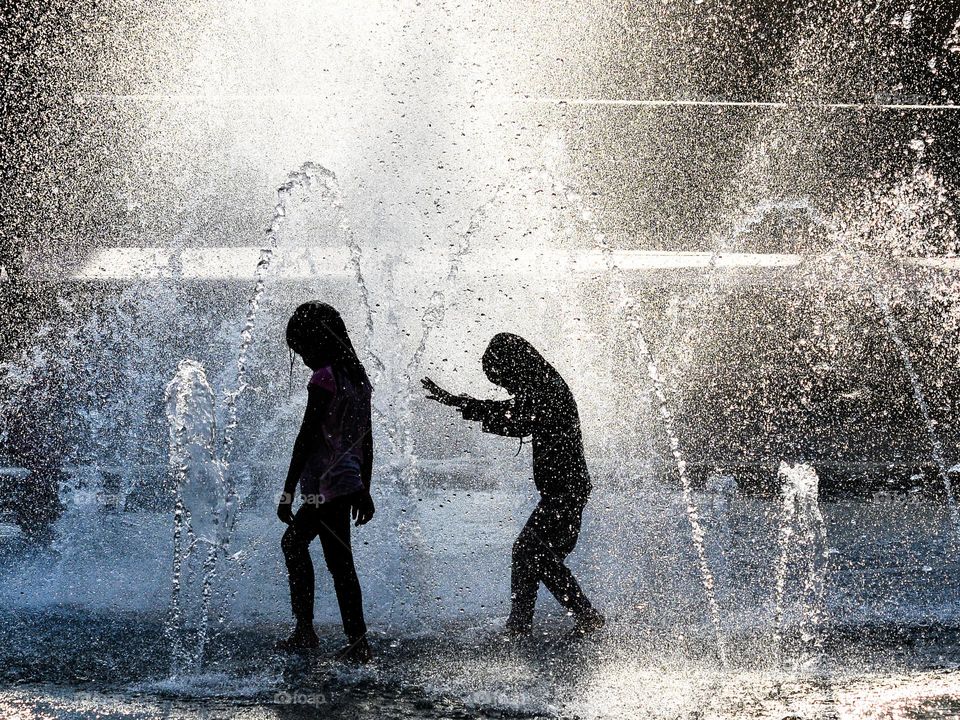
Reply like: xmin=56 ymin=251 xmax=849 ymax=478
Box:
xmin=281 ymin=513 xmax=318 ymax=627
xmin=507 ymin=497 xmax=599 ymax=633
xmin=315 ymin=502 xmax=368 ymax=642
xmin=280 ymin=499 xmax=368 ymax=656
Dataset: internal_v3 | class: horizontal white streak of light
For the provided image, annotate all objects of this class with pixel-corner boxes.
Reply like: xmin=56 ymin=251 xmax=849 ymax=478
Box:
xmin=506 ymin=96 xmax=960 ymax=111
xmin=68 ymin=247 xmax=960 ymax=280
xmin=72 ymin=247 xmax=354 ymax=280
xmin=76 ymin=93 xmax=960 ymax=111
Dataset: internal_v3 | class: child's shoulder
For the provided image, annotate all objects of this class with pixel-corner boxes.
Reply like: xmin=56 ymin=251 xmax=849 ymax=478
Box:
xmin=308 ymin=366 xmax=337 ymax=394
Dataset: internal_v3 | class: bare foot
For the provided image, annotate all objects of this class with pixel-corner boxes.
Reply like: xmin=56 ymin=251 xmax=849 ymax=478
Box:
xmin=574 ymin=608 xmax=605 ymax=635
xmin=504 ymin=618 xmax=533 ymax=639
xmin=336 ymin=636 xmax=373 ymax=664
xmin=275 ymin=625 xmax=320 ymax=652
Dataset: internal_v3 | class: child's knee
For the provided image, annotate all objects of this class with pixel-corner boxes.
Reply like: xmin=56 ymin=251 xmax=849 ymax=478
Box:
xmin=326 ymin=552 xmax=358 ymax=581
xmin=513 ymin=532 xmax=534 ymax=561
xmin=281 ymin=526 xmax=306 ymax=557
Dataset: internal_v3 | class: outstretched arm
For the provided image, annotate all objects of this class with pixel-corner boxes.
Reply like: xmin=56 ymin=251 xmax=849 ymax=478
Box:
xmin=422 ymin=375 xmax=494 ymax=416
xmin=472 ymin=399 xmax=536 ymax=438
xmin=421 ymin=376 xmax=477 ymax=408
xmin=423 ymin=377 xmax=538 ymax=437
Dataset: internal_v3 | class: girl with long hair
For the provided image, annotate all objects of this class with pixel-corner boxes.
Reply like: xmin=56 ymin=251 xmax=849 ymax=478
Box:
xmin=277 ymin=300 xmax=375 ymax=662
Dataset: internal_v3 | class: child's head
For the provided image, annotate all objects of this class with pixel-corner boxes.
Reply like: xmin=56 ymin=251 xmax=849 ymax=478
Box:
xmin=286 ymin=301 xmax=371 ymax=389
xmin=286 ymin=300 xmax=346 ymax=367
xmin=481 ymin=333 xmax=556 ymax=394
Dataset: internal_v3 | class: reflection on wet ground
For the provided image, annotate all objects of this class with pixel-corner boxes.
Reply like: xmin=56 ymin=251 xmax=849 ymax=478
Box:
xmin=3 ymin=608 xmax=960 ymax=719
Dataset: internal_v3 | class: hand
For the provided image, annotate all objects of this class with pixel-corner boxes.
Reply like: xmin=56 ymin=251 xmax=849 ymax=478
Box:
xmin=277 ymin=500 xmax=294 ymax=525
xmin=422 ymin=377 xmax=453 ymax=405
xmin=351 ymin=491 xmax=375 ymax=526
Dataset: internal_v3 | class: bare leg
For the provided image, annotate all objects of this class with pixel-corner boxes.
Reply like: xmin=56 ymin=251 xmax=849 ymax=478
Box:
xmin=315 ymin=499 xmax=368 ymax=643
xmin=278 ymin=506 xmax=321 ymax=650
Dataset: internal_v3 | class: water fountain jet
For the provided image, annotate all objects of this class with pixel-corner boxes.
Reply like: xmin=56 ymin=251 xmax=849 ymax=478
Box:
xmin=165 ymin=359 xmax=236 ymax=676
xmin=773 ymin=461 xmax=828 ymax=671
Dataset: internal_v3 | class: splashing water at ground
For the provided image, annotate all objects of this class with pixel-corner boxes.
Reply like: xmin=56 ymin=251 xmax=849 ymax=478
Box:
xmin=774 ymin=462 xmax=828 ymax=671
xmin=165 ymin=360 xmax=237 ymax=676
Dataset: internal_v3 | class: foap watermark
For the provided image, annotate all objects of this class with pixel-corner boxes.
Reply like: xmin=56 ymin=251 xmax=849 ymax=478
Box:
xmin=274 ymin=689 xmax=329 ymax=706
xmin=278 ymin=491 xmax=329 ymax=506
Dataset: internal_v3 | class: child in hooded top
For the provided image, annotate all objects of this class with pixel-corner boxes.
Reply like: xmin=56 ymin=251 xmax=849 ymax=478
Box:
xmin=277 ymin=301 xmax=375 ymax=663
xmin=423 ymin=333 xmax=604 ymax=637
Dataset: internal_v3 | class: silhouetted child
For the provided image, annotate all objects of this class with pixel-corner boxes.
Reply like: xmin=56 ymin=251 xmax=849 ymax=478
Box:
xmin=277 ymin=301 xmax=375 ymax=663
xmin=423 ymin=333 xmax=604 ymax=636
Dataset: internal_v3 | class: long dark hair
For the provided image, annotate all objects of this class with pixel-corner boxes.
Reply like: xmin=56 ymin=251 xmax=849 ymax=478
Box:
xmin=286 ymin=301 xmax=371 ymax=391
